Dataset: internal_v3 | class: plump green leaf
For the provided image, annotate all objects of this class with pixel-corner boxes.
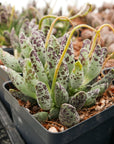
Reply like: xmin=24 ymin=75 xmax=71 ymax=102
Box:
xmin=59 ymin=103 xmax=80 ymax=127
xmin=48 ymin=107 xmax=59 ymax=119
xmin=70 ymin=61 xmax=83 ymax=89
xmin=30 ymin=49 xmax=48 ymax=84
xmin=0 ymin=49 xmax=22 ymax=72
xmin=55 ymin=82 xmax=69 ymax=107
xmin=36 ymin=81 xmax=52 ymax=110
xmin=69 ymin=91 xmax=87 ymax=110
xmin=34 ymin=112 xmax=48 ymax=122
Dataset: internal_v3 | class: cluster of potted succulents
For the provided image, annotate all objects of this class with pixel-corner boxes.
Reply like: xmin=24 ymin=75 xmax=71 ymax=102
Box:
xmin=0 ymin=1 xmax=114 ymax=144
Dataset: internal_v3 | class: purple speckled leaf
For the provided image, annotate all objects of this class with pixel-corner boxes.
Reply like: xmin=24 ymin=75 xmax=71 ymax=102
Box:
xmin=19 ymin=32 xmax=33 ymax=58
xmin=23 ymin=59 xmax=38 ymax=95
xmin=60 ymin=34 xmax=75 ymax=74
xmin=59 ymin=103 xmax=80 ymax=127
xmin=7 ymin=68 xmax=36 ymax=99
xmin=70 ymin=61 xmax=83 ymax=89
xmin=57 ymin=60 xmax=69 ymax=89
xmin=46 ymin=45 xmax=58 ymax=81
xmin=79 ymin=39 xmax=91 ymax=76
xmin=93 ymin=69 xmax=114 ymax=87
xmin=55 ymin=82 xmax=69 ymax=107
xmin=48 ymin=107 xmax=59 ymax=119
xmin=0 ymin=49 xmax=22 ymax=72
xmin=69 ymin=91 xmax=87 ymax=110
xmin=10 ymin=28 xmax=20 ymax=52
xmin=30 ymin=49 xmax=48 ymax=84
xmin=48 ymin=35 xmax=60 ymax=57
xmin=84 ymin=45 xmax=107 ymax=85
xmin=30 ymin=31 xmax=45 ymax=65
xmin=36 ymin=81 xmax=52 ymax=110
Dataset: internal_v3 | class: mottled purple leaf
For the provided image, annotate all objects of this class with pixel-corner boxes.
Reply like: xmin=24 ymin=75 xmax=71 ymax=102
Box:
xmin=36 ymin=81 xmax=52 ymax=110
xmin=59 ymin=103 xmax=80 ymax=127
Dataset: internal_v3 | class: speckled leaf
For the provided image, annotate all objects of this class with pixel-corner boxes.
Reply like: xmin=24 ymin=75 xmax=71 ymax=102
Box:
xmin=30 ymin=31 xmax=45 ymax=65
xmin=29 ymin=19 xmax=38 ymax=31
xmin=10 ymin=28 xmax=20 ymax=52
xmin=46 ymin=45 xmax=58 ymax=81
xmin=79 ymin=39 xmax=91 ymax=76
xmin=84 ymin=45 xmax=107 ymax=85
xmin=19 ymin=32 xmax=33 ymax=58
xmin=84 ymin=88 xmax=100 ymax=107
xmin=54 ymin=82 xmax=69 ymax=107
xmin=0 ymin=49 xmax=22 ymax=72
xmin=36 ymin=81 xmax=52 ymax=110
xmin=30 ymin=49 xmax=48 ymax=84
xmin=59 ymin=103 xmax=80 ymax=127
xmin=23 ymin=59 xmax=38 ymax=94
xmin=7 ymin=68 xmax=36 ymax=99
xmin=34 ymin=112 xmax=48 ymax=122
xmin=60 ymin=34 xmax=75 ymax=74
xmin=69 ymin=91 xmax=87 ymax=110
xmin=70 ymin=61 xmax=83 ymax=89
xmin=57 ymin=61 xmax=69 ymax=89
xmin=93 ymin=69 xmax=114 ymax=87
xmin=48 ymin=35 xmax=60 ymax=57
xmin=31 ymin=30 xmax=45 ymax=43
xmin=48 ymin=107 xmax=59 ymax=119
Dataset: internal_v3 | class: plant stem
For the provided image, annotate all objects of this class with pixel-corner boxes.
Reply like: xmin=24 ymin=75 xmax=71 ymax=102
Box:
xmin=88 ymin=24 xmax=114 ymax=58
xmin=39 ymin=3 xmax=92 ymax=30
xmin=45 ymin=16 xmax=74 ymax=49
xmin=51 ymin=24 xmax=96 ymax=100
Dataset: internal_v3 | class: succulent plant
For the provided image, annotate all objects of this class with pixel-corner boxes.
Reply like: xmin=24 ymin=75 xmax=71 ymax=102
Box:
xmin=1 ymin=21 xmax=114 ymax=128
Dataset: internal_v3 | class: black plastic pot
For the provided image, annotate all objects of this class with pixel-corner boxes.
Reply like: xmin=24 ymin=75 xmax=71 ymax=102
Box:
xmin=0 ymin=100 xmax=25 ymax=144
xmin=3 ymin=81 xmax=114 ymax=144
xmin=2 ymin=47 xmax=14 ymax=55
xmin=0 ymin=67 xmax=11 ymax=115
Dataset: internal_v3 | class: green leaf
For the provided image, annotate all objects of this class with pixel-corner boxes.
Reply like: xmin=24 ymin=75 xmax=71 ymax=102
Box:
xmin=70 ymin=61 xmax=83 ymax=89
xmin=0 ymin=49 xmax=22 ymax=72
xmin=54 ymin=82 xmax=69 ymax=107
xmin=59 ymin=103 xmax=80 ymax=127
xmin=36 ymin=81 xmax=52 ymax=110
xmin=34 ymin=112 xmax=48 ymax=122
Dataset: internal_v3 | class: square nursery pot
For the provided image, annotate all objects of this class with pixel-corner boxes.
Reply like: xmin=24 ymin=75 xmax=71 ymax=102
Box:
xmin=0 ymin=100 xmax=25 ymax=144
xmin=2 ymin=47 xmax=14 ymax=55
xmin=2 ymin=81 xmax=114 ymax=144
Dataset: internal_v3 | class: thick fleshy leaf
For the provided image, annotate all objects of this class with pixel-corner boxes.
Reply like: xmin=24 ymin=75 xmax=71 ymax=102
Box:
xmin=60 ymin=34 xmax=75 ymax=74
xmin=23 ymin=59 xmax=38 ymax=94
xmin=55 ymin=82 xmax=69 ymax=107
xmin=70 ymin=61 xmax=83 ymax=89
xmin=34 ymin=112 xmax=48 ymax=122
xmin=93 ymin=69 xmax=114 ymax=87
xmin=79 ymin=39 xmax=91 ymax=76
xmin=84 ymin=88 xmax=100 ymax=107
xmin=19 ymin=32 xmax=33 ymax=58
xmin=7 ymin=68 xmax=36 ymax=99
xmin=10 ymin=28 xmax=20 ymax=52
xmin=0 ymin=49 xmax=22 ymax=72
xmin=30 ymin=31 xmax=45 ymax=65
xmin=59 ymin=103 xmax=80 ymax=127
xmin=46 ymin=45 xmax=58 ymax=81
xmin=36 ymin=81 xmax=52 ymax=110
xmin=30 ymin=50 xmax=48 ymax=84
xmin=69 ymin=91 xmax=87 ymax=110
xmin=84 ymin=45 xmax=107 ymax=85
xmin=48 ymin=35 xmax=60 ymax=57
xmin=48 ymin=107 xmax=59 ymax=119
xmin=57 ymin=61 xmax=69 ymax=89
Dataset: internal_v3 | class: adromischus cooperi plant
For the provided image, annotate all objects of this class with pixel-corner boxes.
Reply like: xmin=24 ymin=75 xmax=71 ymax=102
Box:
xmin=1 ymin=21 xmax=114 ymax=128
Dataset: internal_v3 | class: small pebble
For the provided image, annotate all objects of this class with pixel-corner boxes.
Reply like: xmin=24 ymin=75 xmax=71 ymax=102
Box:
xmin=48 ymin=127 xmax=58 ymax=133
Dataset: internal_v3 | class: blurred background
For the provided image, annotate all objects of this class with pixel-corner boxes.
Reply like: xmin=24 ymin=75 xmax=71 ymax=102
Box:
xmin=0 ymin=0 xmax=114 ymax=15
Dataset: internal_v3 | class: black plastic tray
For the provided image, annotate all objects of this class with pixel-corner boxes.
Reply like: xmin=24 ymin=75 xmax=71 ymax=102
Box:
xmin=3 ymin=81 xmax=114 ymax=144
xmin=3 ymin=47 xmax=14 ymax=55
xmin=0 ymin=100 xmax=25 ymax=144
